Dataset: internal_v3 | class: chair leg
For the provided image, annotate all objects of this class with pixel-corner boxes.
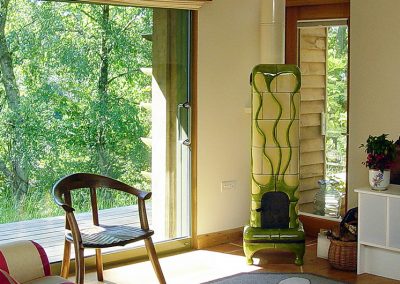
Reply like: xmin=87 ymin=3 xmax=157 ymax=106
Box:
xmin=61 ymin=240 xmax=71 ymax=278
xmin=144 ymin=238 xmax=166 ymax=284
xmin=74 ymin=247 xmax=85 ymax=284
xmin=95 ymin=248 xmax=104 ymax=281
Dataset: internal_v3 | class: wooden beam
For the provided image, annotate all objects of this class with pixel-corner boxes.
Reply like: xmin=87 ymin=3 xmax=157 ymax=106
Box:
xmin=46 ymin=0 xmax=211 ymax=10
xmin=297 ymin=3 xmax=349 ymax=20
xmin=285 ymin=2 xmax=349 ymax=64
xmin=286 ymin=0 xmax=349 ymax=7
xmin=285 ymin=6 xmax=299 ymax=64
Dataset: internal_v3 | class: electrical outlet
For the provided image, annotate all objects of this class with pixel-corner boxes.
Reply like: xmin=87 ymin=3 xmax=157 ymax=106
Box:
xmin=221 ymin=180 xmax=236 ymax=192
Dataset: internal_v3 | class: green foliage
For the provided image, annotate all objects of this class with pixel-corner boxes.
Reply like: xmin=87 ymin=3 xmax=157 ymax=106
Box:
xmin=325 ymin=26 xmax=348 ymax=181
xmin=0 ymin=1 xmax=153 ymax=223
xmin=360 ymin=134 xmax=397 ymax=172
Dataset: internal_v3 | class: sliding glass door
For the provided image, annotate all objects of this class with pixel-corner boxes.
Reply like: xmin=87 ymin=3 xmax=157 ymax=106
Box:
xmin=151 ymin=9 xmax=192 ymax=241
xmin=0 ymin=1 xmax=192 ymax=261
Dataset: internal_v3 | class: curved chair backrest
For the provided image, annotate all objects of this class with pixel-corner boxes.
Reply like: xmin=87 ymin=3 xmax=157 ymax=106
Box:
xmin=52 ymin=173 xmax=151 ymax=212
xmin=0 ymin=240 xmax=51 ymax=283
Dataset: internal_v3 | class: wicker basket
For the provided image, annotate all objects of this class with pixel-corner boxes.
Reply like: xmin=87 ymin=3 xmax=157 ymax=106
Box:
xmin=328 ymin=239 xmax=357 ymax=271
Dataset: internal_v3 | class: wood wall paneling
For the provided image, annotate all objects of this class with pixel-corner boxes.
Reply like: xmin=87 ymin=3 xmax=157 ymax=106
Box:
xmin=300 ymin=126 xmax=321 ymax=140
xmin=298 ymin=27 xmax=327 ymax=211
xmin=300 ymin=113 xmax=321 ymax=127
xmin=299 ymin=138 xmax=324 ymax=153
xmin=301 ymin=88 xmax=325 ymax=101
xmin=300 ymin=164 xmax=324 ymax=179
xmin=300 ymin=151 xmax=324 ymax=167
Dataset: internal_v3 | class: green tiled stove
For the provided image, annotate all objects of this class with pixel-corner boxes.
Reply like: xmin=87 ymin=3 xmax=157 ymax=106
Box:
xmin=243 ymin=64 xmax=305 ymax=266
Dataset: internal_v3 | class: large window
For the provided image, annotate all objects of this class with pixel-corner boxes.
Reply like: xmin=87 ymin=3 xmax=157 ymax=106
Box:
xmin=0 ymin=0 xmax=192 ymax=262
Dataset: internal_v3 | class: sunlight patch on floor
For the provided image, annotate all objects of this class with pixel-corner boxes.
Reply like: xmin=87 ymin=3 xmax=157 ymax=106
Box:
xmin=82 ymin=249 xmax=259 ymax=284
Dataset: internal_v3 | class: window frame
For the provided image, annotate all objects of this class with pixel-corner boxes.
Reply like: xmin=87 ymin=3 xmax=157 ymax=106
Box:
xmin=285 ymin=0 xmax=350 ymax=236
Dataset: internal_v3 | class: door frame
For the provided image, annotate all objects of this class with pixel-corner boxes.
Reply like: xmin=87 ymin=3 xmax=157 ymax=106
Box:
xmin=286 ymin=0 xmax=349 ymax=64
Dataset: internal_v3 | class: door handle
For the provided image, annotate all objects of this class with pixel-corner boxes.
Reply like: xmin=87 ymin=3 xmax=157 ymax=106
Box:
xmin=321 ymin=112 xmax=326 ymax=136
xmin=178 ymin=102 xmax=192 ymax=147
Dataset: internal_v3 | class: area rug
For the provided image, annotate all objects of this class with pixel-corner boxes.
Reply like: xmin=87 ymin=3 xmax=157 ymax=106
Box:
xmin=203 ymin=272 xmax=347 ymax=284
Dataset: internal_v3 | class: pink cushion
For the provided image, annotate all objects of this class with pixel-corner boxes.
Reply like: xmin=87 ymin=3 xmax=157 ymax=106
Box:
xmin=0 ymin=269 xmax=19 ymax=284
xmin=0 ymin=241 xmax=50 ymax=283
xmin=24 ymin=276 xmax=74 ymax=284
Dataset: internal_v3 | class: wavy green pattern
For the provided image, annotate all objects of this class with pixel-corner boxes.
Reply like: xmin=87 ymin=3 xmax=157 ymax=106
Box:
xmin=252 ymin=79 xmax=274 ymax=177
xmin=252 ymin=88 xmax=274 ymax=176
xmin=281 ymin=91 xmax=297 ymax=177
xmin=269 ymin=90 xmax=283 ymax=183
xmin=250 ymin=64 xmax=301 ymax=227
xmin=244 ymin=64 xmax=305 ymax=267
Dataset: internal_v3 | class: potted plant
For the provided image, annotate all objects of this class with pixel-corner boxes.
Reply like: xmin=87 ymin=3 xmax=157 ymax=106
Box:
xmin=360 ymin=134 xmax=396 ymax=190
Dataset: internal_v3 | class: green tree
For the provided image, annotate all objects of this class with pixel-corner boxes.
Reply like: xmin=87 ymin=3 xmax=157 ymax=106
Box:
xmin=326 ymin=26 xmax=348 ymax=181
xmin=0 ymin=0 xmax=153 ymax=222
xmin=0 ymin=0 xmax=29 ymax=199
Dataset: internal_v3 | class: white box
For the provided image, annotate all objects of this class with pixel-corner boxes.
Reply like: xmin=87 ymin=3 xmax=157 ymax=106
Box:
xmin=317 ymin=233 xmax=330 ymax=259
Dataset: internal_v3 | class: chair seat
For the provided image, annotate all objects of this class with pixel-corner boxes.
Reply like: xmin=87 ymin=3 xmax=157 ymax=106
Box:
xmin=66 ymin=225 xmax=154 ymax=248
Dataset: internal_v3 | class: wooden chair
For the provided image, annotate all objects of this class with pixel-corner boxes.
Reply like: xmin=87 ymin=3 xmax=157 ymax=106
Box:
xmin=52 ymin=173 xmax=166 ymax=284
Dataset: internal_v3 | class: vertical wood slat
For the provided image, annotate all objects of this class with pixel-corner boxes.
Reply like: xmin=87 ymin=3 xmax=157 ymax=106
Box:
xmin=64 ymin=191 xmax=72 ymax=230
xmin=90 ymin=187 xmax=100 ymax=226
xmin=285 ymin=6 xmax=299 ymax=64
xmin=298 ymin=27 xmax=327 ymax=206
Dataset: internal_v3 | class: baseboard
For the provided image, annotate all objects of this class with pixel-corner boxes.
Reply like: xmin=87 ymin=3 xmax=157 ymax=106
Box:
xmin=193 ymin=216 xmax=340 ymax=248
xmin=194 ymin=227 xmax=243 ymax=249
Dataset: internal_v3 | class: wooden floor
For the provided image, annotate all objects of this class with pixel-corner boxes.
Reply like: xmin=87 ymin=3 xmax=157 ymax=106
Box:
xmin=79 ymin=237 xmax=398 ymax=284
xmin=0 ymin=206 xmax=149 ymax=263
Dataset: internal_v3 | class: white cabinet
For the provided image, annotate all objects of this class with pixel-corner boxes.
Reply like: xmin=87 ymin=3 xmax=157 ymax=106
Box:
xmin=356 ymin=185 xmax=400 ymax=280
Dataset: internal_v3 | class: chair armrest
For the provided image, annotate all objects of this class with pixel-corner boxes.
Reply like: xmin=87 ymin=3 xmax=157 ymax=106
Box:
xmin=136 ymin=190 xmax=152 ymax=201
xmin=52 ymin=189 xmax=75 ymax=213
xmin=124 ymin=187 xmax=152 ymax=200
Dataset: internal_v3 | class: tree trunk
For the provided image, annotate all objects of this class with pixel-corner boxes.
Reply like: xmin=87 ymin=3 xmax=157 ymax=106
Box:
xmin=0 ymin=0 xmax=28 ymax=199
xmin=96 ymin=5 xmax=111 ymax=176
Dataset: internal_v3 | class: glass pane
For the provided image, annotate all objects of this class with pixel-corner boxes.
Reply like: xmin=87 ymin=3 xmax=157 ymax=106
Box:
xmin=151 ymin=9 xmax=191 ymax=241
xmin=298 ymin=25 xmax=348 ymax=218
xmin=325 ymin=25 xmax=348 ymax=199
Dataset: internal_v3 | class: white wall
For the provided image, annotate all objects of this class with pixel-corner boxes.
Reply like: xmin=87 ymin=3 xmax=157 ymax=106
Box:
xmin=197 ymin=0 xmax=261 ymax=234
xmin=348 ymin=0 xmax=400 ymax=207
